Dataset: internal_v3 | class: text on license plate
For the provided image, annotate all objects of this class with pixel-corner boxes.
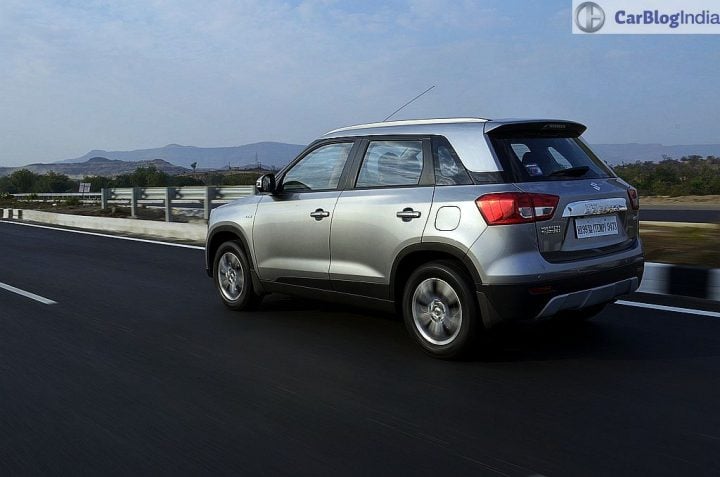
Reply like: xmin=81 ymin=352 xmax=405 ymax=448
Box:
xmin=575 ymin=215 xmax=619 ymax=239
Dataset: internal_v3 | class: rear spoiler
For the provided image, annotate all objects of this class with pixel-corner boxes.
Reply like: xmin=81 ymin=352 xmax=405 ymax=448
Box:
xmin=484 ymin=120 xmax=587 ymax=137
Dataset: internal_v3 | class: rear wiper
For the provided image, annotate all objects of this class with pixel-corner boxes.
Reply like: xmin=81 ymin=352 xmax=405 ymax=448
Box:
xmin=548 ymin=166 xmax=590 ymax=178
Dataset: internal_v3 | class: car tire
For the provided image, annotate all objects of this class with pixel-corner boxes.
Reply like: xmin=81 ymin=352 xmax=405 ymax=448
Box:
xmin=213 ymin=241 xmax=263 ymax=310
xmin=402 ymin=260 xmax=479 ymax=359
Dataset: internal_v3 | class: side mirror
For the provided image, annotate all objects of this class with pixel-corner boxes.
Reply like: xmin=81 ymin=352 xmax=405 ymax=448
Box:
xmin=255 ymin=173 xmax=277 ymax=193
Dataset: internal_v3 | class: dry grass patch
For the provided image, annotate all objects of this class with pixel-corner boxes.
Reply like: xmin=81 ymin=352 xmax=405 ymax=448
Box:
xmin=641 ymin=224 xmax=720 ymax=268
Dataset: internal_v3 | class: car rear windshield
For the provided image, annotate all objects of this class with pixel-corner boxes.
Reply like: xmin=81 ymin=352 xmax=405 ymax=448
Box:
xmin=489 ymin=135 xmax=614 ymax=182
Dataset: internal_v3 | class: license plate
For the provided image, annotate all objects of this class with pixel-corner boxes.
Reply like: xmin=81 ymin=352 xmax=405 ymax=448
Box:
xmin=575 ymin=215 xmax=619 ymax=239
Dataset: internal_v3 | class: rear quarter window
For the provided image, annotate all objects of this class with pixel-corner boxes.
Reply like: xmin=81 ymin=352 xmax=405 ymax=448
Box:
xmin=433 ymin=138 xmax=472 ymax=186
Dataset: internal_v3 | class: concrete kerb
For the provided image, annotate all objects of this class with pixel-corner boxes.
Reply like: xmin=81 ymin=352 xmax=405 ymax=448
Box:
xmin=712 ymin=269 xmax=720 ymax=301
xmin=639 ymin=262 xmax=720 ymax=301
xmin=2 ymin=208 xmax=19 ymax=219
xmin=10 ymin=209 xmax=206 ymax=242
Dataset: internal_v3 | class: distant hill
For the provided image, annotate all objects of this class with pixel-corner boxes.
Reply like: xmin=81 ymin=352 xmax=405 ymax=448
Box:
xmin=0 ymin=157 xmax=189 ymax=179
xmin=58 ymin=142 xmax=720 ymax=168
xmin=4 ymin=141 xmax=719 ymax=178
xmin=56 ymin=141 xmax=306 ymax=170
xmin=591 ymin=143 xmax=720 ymax=165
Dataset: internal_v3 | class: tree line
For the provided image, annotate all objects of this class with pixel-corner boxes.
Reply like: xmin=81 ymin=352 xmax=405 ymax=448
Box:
xmin=612 ymin=155 xmax=720 ymax=196
xmin=0 ymin=166 xmax=263 ymax=194
xmin=2 ymin=156 xmax=719 ymax=197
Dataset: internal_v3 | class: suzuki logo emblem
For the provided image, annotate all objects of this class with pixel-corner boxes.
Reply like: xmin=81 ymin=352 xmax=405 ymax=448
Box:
xmin=590 ymin=182 xmax=601 ymax=191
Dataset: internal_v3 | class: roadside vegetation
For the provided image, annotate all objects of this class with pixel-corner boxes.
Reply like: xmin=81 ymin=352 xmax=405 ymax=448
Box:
xmin=2 ymin=155 xmax=718 ymax=197
xmin=0 ymin=166 xmax=269 ymax=194
xmin=613 ymin=155 xmax=720 ymax=196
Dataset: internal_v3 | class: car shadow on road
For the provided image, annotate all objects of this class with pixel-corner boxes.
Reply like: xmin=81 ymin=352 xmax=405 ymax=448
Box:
xmin=477 ymin=306 xmax=720 ymax=363
xmin=224 ymin=295 xmax=720 ymax=363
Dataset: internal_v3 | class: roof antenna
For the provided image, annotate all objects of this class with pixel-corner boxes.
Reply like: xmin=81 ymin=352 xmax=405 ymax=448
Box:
xmin=382 ymin=85 xmax=436 ymax=122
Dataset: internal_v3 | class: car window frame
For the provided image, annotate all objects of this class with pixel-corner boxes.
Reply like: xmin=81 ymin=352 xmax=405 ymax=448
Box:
xmin=274 ymin=139 xmax=361 ymax=194
xmin=346 ymin=135 xmax=435 ymax=191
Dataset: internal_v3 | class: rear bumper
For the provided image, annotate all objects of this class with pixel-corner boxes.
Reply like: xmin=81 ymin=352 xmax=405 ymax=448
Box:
xmin=534 ymin=276 xmax=638 ymax=318
xmin=476 ymin=259 xmax=644 ymax=327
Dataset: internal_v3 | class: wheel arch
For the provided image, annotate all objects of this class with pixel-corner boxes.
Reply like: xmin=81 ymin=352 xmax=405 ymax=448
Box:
xmin=206 ymin=223 xmax=254 ymax=276
xmin=389 ymin=243 xmax=482 ymax=302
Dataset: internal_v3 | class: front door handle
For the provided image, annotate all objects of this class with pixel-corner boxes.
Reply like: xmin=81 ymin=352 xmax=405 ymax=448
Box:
xmin=396 ymin=208 xmax=421 ymax=222
xmin=310 ymin=208 xmax=330 ymax=221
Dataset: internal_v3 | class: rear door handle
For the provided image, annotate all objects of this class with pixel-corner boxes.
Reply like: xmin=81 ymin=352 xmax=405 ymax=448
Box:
xmin=396 ymin=208 xmax=421 ymax=222
xmin=310 ymin=208 xmax=330 ymax=220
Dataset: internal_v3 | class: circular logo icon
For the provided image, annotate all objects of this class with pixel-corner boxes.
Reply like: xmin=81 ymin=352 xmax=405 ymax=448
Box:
xmin=575 ymin=2 xmax=605 ymax=33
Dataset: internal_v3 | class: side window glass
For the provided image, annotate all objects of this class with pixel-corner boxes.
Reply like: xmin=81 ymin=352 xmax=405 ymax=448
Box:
xmin=282 ymin=143 xmax=353 ymax=192
xmin=434 ymin=140 xmax=472 ymax=186
xmin=356 ymin=140 xmax=423 ymax=188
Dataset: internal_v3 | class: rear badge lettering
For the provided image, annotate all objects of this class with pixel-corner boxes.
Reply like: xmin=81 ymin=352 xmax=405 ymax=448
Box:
xmin=540 ymin=225 xmax=561 ymax=235
xmin=564 ymin=199 xmax=627 ymax=217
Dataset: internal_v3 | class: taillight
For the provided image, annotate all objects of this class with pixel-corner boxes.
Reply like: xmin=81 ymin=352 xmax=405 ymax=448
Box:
xmin=627 ymin=187 xmax=639 ymax=210
xmin=475 ymin=193 xmax=559 ymax=225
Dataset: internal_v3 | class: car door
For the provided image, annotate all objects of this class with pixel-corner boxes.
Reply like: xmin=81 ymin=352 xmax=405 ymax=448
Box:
xmin=329 ymin=138 xmax=435 ymax=298
xmin=253 ymin=141 xmax=356 ymax=285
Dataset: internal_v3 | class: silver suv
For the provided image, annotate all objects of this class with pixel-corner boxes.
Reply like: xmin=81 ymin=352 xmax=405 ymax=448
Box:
xmin=206 ymin=118 xmax=644 ymax=358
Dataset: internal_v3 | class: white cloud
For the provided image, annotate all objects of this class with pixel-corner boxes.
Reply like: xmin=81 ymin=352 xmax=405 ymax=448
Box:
xmin=0 ymin=1 xmax=717 ymax=165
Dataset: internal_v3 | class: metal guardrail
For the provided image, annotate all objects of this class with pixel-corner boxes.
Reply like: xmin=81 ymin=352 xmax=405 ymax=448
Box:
xmin=101 ymin=186 xmax=254 ymax=221
xmin=12 ymin=186 xmax=254 ymax=222
xmin=13 ymin=192 xmax=102 ymax=200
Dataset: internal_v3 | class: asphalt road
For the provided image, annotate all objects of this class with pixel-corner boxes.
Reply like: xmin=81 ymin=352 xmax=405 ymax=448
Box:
xmin=642 ymin=206 xmax=720 ymax=223
xmin=1 ymin=222 xmax=720 ymax=476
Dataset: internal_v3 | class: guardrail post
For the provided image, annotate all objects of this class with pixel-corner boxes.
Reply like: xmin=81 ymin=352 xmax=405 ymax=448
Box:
xmin=204 ymin=187 xmax=213 ymax=221
xmin=165 ymin=187 xmax=174 ymax=222
xmin=101 ymin=188 xmax=109 ymax=209
xmin=130 ymin=187 xmax=139 ymax=218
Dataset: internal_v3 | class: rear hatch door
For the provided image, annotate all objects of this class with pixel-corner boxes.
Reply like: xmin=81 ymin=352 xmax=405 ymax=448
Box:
xmin=486 ymin=121 xmax=639 ymax=261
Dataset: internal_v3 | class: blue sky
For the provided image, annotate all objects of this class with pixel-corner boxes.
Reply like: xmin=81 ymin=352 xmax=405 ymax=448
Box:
xmin=1 ymin=0 xmax=719 ymax=166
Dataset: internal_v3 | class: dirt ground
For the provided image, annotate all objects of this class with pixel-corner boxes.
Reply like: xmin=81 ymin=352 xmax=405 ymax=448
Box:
xmin=640 ymin=224 xmax=720 ymax=268
xmin=642 ymin=195 xmax=720 ymax=206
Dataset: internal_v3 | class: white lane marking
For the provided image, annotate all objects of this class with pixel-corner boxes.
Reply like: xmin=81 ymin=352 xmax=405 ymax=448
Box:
xmin=0 ymin=220 xmax=204 ymax=250
xmin=616 ymin=300 xmax=720 ymax=318
xmin=0 ymin=281 xmax=57 ymax=305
